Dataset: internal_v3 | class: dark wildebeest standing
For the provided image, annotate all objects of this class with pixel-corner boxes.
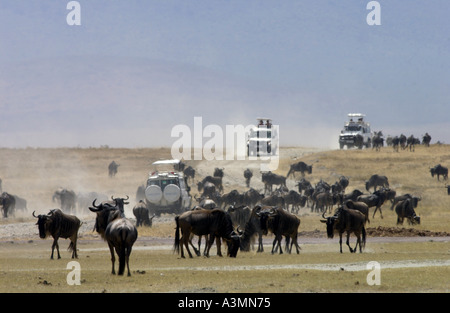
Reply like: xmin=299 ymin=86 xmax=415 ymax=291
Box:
xmin=108 ymin=161 xmax=120 ymax=177
xmin=33 ymin=209 xmax=81 ymax=259
xmin=258 ymin=207 xmax=301 ymax=254
xmin=286 ymin=161 xmax=312 ymax=178
xmin=320 ymin=207 xmax=366 ymax=253
xmin=372 ymin=131 xmax=384 ymax=151
xmin=183 ymin=166 xmax=196 ymax=182
xmin=244 ymin=168 xmax=253 ymax=187
xmin=365 ymin=174 xmax=389 ymax=192
xmin=52 ymin=188 xmax=77 ymax=213
xmin=261 ymin=171 xmax=286 ymax=194
xmin=0 ymin=192 xmax=16 ymax=218
xmin=174 ymin=209 xmax=241 ymax=258
xmin=133 ymin=200 xmax=155 ymax=227
xmin=394 ymin=198 xmax=421 ymax=225
xmin=422 ymin=133 xmax=431 ymax=147
xmin=430 ymin=164 xmax=448 ymax=181
xmin=89 ymin=200 xmax=138 ymax=276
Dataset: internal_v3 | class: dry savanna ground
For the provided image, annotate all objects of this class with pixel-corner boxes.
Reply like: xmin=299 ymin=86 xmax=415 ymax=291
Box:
xmin=0 ymin=144 xmax=449 ymax=293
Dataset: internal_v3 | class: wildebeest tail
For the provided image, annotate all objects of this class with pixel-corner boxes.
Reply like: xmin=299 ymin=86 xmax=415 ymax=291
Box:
xmin=173 ymin=216 xmax=180 ymax=254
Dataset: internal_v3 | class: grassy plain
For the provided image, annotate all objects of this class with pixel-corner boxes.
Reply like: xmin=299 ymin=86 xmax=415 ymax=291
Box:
xmin=0 ymin=144 xmax=449 ymax=293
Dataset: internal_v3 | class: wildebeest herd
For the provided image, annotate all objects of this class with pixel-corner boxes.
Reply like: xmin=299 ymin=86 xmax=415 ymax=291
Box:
xmin=0 ymin=151 xmax=447 ymax=277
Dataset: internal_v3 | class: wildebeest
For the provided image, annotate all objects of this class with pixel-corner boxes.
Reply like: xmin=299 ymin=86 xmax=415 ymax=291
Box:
xmin=422 ymin=133 xmax=431 ymax=147
xmin=183 ymin=166 xmax=196 ymax=182
xmin=213 ymin=167 xmax=224 ymax=178
xmin=365 ymin=174 xmax=389 ymax=192
xmin=33 ymin=209 xmax=81 ymax=259
xmin=108 ymin=161 xmax=120 ymax=177
xmin=390 ymin=193 xmax=421 ymax=211
xmin=242 ymin=188 xmax=264 ymax=208
xmin=52 ymin=188 xmax=77 ymax=213
xmin=257 ymin=206 xmax=301 ymax=254
xmin=197 ymin=176 xmax=224 ymax=193
xmin=357 ymin=188 xmax=388 ymax=219
xmin=244 ymin=168 xmax=253 ymax=187
xmin=133 ymin=200 xmax=155 ymax=227
xmin=110 ymin=195 xmax=130 ymax=214
xmin=0 ymin=192 xmax=16 ymax=218
xmin=430 ymin=164 xmax=448 ymax=181
xmin=89 ymin=200 xmax=138 ymax=276
xmin=344 ymin=200 xmax=370 ymax=224
xmin=174 ymin=209 xmax=241 ymax=258
xmin=372 ymin=131 xmax=384 ymax=151
xmin=261 ymin=171 xmax=286 ymax=194
xmin=394 ymin=198 xmax=421 ymax=225
xmin=286 ymin=161 xmax=312 ymax=178
xmin=406 ymin=135 xmax=420 ymax=152
xmin=320 ymin=207 xmax=366 ymax=253
xmin=239 ymin=206 xmax=265 ymax=252
xmin=227 ymin=204 xmax=251 ymax=229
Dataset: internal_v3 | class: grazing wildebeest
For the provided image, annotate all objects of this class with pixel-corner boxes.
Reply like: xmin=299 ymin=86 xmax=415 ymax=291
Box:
xmin=422 ymin=133 xmax=431 ymax=147
xmin=320 ymin=207 xmax=366 ymax=253
xmin=239 ymin=205 xmax=265 ymax=252
xmin=0 ymin=192 xmax=16 ymax=218
xmin=394 ymin=199 xmax=421 ymax=225
xmin=430 ymin=164 xmax=448 ymax=181
xmin=343 ymin=189 xmax=364 ymax=202
xmin=390 ymin=193 xmax=421 ymax=211
xmin=261 ymin=171 xmax=286 ymax=194
xmin=365 ymin=174 xmax=389 ymax=192
xmin=89 ymin=200 xmax=138 ymax=276
xmin=174 ymin=209 xmax=241 ymax=258
xmin=133 ymin=200 xmax=155 ymax=227
xmin=286 ymin=161 xmax=312 ymax=178
xmin=257 ymin=207 xmax=301 ymax=254
xmin=244 ymin=168 xmax=253 ymax=187
xmin=283 ymin=190 xmax=304 ymax=213
xmin=108 ymin=161 xmax=120 ymax=177
xmin=52 ymin=188 xmax=77 ymax=213
xmin=33 ymin=209 xmax=81 ymax=259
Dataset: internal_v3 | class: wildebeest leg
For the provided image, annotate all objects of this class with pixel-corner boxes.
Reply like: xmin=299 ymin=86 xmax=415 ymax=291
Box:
xmin=108 ymin=242 xmax=116 ymax=274
xmin=216 ymin=237 xmax=223 ymax=257
xmin=187 ymin=234 xmax=200 ymax=256
xmin=125 ymin=245 xmax=132 ymax=276
xmin=205 ymin=234 xmax=216 ymax=257
xmin=51 ymin=236 xmax=61 ymax=259
xmin=346 ymin=232 xmax=355 ymax=253
xmin=257 ymin=233 xmax=264 ymax=253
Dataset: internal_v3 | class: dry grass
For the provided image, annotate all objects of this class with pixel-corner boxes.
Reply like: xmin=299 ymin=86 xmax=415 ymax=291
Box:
xmin=0 ymin=145 xmax=449 ymax=293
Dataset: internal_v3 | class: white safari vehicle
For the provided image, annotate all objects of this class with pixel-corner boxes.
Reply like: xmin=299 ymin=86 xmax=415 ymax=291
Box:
xmin=339 ymin=113 xmax=373 ymax=149
xmin=247 ymin=118 xmax=278 ymax=156
xmin=144 ymin=159 xmax=191 ymax=216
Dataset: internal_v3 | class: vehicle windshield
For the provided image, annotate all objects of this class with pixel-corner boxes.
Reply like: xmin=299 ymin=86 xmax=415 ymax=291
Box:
xmin=249 ymin=129 xmax=272 ymax=139
xmin=345 ymin=125 xmax=361 ymax=131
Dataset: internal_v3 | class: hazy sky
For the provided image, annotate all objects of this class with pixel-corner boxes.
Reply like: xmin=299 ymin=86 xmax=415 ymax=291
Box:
xmin=0 ymin=1 xmax=449 ymax=148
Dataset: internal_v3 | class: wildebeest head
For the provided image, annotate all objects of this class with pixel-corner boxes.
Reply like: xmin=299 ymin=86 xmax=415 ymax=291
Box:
xmin=225 ymin=228 xmax=242 ymax=258
xmin=320 ymin=210 xmax=340 ymax=239
xmin=33 ymin=210 xmax=54 ymax=239
xmin=89 ymin=199 xmax=123 ymax=238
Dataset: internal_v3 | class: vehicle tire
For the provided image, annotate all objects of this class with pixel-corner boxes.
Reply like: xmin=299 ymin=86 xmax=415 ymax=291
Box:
xmin=163 ymin=184 xmax=181 ymax=203
xmin=145 ymin=185 xmax=163 ymax=204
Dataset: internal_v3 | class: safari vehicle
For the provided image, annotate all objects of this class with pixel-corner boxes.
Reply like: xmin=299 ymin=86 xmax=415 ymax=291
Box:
xmin=247 ymin=118 xmax=278 ymax=156
xmin=144 ymin=159 xmax=191 ymax=216
xmin=339 ymin=113 xmax=373 ymax=149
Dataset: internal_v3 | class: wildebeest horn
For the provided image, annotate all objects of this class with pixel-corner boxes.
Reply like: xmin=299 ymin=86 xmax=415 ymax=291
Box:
xmin=32 ymin=211 xmax=38 ymax=218
xmin=111 ymin=195 xmax=115 ymax=200
xmin=89 ymin=199 xmax=102 ymax=211
xmin=125 ymin=195 xmax=129 ymax=200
